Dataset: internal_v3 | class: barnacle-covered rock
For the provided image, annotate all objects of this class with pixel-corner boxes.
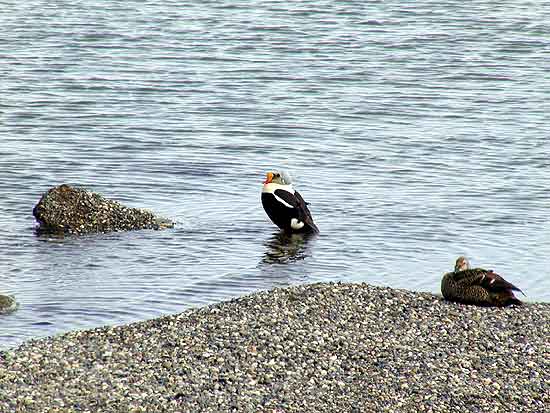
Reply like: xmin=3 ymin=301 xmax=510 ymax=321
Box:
xmin=0 ymin=294 xmax=17 ymax=314
xmin=33 ymin=184 xmax=173 ymax=235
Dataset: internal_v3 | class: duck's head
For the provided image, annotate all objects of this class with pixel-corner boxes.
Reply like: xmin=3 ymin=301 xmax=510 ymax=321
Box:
xmin=263 ymin=170 xmax=293 ymax=185
xmin=454 ymin=256 xmax=470 ymax=272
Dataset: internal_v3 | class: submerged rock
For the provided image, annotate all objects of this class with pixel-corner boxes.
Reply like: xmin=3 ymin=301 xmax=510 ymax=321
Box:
xmin=33 ymin=184 xmax=173 ymax=235
xmin=0 ymin=294 xmax=17 ymax=314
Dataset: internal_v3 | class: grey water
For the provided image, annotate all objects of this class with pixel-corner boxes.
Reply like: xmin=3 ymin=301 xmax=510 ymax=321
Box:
xmin=1 ymin=1 xmax=549 ymax=350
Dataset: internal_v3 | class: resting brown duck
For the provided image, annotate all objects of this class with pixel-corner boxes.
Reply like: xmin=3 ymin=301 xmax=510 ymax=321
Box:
xmin=441 ymin=256 xmax=524 ymax=307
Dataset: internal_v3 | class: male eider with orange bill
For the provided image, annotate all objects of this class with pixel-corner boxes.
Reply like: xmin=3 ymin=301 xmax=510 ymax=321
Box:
xmin=261 ymin=170 xmax=319 ymax=234
xmin=441 ymin=256 xmax=524 ymax=307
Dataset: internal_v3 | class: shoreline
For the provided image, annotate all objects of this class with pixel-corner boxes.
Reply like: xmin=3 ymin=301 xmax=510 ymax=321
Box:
xmin=1 ymin=282 xmax=548 ymax=412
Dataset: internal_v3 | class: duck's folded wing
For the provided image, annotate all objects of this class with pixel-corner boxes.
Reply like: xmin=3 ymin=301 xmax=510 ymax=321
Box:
xmin=293 ymin=191 xmax=319 ymax=231
xmin=481 ymin=270 xmax=524 ymax=294
xmin=451 ymin=269 xmax=487 ymax=285
xmin=273 ymin=189 xmax=299 ymax=208
xmin=273 ymin=189 xmax=319 ymax=232
xmin=453 ymin=268 xmax=523 ymax=294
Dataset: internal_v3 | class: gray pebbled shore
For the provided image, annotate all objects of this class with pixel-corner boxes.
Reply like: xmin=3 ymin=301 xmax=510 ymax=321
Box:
xmin=1 ymin=283 xmax=548 ymax=413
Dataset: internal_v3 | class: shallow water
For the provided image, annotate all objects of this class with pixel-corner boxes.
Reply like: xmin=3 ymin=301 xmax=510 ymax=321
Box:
xmin=1 ymin=1 xmax=549 ymax=349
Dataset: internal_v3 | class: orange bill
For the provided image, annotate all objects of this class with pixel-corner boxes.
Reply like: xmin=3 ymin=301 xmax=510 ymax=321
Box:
xmin=263 ymin=172 xmax=274 ymax=184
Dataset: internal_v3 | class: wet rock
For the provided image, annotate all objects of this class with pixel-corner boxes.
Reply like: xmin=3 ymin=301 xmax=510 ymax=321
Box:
xmin=33 ymin=184 xmax=173 ymax=235
xmin=0 ymin=294 xmax=17 ymax=314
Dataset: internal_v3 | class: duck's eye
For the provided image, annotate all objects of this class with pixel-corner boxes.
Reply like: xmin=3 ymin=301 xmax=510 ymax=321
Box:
xmin=274 ymin=173 xmax=280 ymax=177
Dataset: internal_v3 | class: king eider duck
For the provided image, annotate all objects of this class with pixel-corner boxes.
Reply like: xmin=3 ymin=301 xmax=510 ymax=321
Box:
xmin=261 ymin=171 xmax=319 ymax=234
xmin=441 ymin=256 xmax=524 ymax=307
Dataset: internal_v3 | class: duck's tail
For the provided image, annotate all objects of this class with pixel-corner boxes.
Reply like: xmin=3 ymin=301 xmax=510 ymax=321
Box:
xmin=504 ymin=296 xmax=523 ymax=306
xmin=514 ymin=287 xmax=526 ymax=297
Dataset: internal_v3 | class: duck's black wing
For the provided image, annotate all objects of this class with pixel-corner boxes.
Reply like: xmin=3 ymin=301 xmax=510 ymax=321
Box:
xmin=453 ymin=268 xmax=523 ymax=295
xmin=293 ymin=191 xmax=319 ymax=233
xmin=273 ymin=189 xmax=319 ymax=233
xmin=480 ymin=269 xmax=524 ymax=295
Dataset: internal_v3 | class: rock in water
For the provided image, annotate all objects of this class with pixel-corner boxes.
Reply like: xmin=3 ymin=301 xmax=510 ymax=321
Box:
xmin=33 ymin=184 xmax=173 ymax=235
xmin=0 ymin=294 xmax=17 ymax=314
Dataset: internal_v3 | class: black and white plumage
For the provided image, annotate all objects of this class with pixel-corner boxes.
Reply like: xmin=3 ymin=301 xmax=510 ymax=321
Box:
xmin=261 ymin=171 xmax=319 ymax=234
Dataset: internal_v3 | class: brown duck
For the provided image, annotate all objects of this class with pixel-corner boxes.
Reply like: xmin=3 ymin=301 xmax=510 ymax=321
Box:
xmin=441 ymin=256 xmax=524 ymax=306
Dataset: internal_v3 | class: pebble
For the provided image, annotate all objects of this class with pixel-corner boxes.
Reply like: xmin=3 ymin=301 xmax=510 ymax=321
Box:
xmin=0 ymin=282 xmax=548 ymax=412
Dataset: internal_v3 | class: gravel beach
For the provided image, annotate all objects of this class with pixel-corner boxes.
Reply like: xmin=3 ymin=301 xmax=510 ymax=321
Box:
xmin=1 ymin=282 xmax=548 ymax=412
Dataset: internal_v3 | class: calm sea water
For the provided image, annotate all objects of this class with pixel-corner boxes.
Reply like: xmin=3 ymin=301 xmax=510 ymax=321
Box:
xmin=1 ymin=1 xmax=549 ymax=349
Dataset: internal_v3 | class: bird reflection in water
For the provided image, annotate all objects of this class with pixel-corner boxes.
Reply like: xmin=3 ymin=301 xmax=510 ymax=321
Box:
xmin=262 ymin=231 xmax=317 ymax=264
